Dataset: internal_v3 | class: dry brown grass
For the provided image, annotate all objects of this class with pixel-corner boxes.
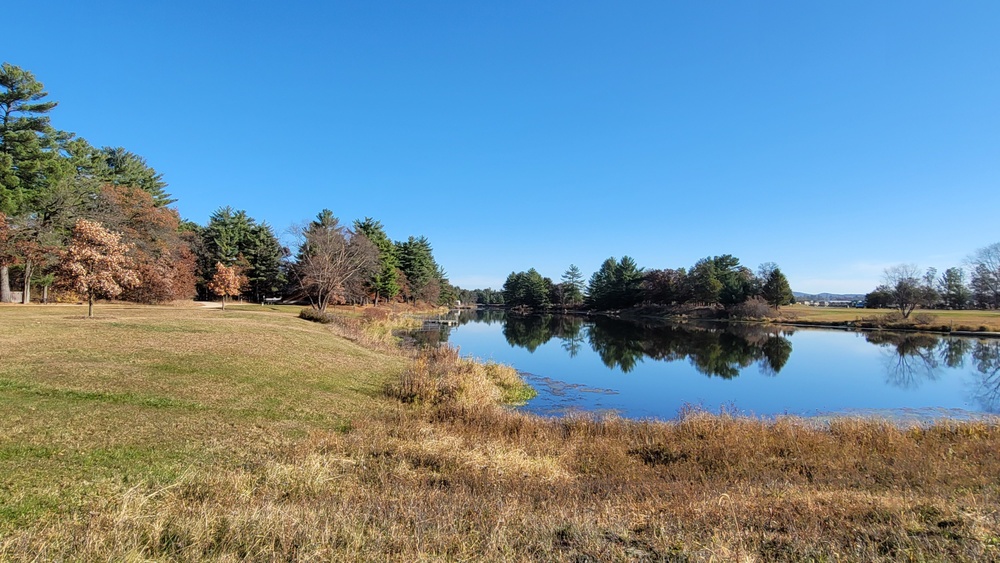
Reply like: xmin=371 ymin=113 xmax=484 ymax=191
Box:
xmin=780 ymin=304 xmax=1000 ymax=332
xmin=2 ymin=304 xmax=999 ymax=561
xmin=387 ymin=345 xmax=535 ymax=407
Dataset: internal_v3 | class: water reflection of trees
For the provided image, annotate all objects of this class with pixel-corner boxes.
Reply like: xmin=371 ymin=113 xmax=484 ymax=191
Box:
xmin=455 ymin=312 xmax=1000 ymax=412
xmin=502 ymin=313 xmax=585 ymax=353
xmin=971 ymin=340 xmax=1000 ymax=413
xmin=865 ymin=332 xmax=941 ymax=389
xmin=497 ymin=314 xmax=794 ymax=377
xmin=457 ymin=309 xmax=506 ymax=326
xmin=864 ymin=332 xmax=1000 ymax=413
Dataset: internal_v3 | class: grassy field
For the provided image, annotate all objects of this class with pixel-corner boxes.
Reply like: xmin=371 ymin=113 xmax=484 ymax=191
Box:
xmin=779 ymin=304 xmax=1000 ymax=331
xmin=2 ymin=303 xmax=1000 ymax=561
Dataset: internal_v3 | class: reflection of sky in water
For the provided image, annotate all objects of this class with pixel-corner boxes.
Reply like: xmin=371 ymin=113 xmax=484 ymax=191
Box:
xmin=447 ymin=315 xmax=1000 ymax=422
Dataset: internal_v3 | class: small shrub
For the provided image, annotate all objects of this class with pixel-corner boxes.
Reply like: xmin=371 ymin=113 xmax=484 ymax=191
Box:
xmin=912 ymin=312 xmax=936 ymax=325
xmin=728 ymin=297 xmax=775 ymax=320
xmin=298 ymin=307 xmax=336 ymax=324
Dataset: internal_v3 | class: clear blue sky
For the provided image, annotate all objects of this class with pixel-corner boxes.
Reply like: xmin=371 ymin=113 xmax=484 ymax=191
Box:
xmin=6 ymin=1 xmax=999 ymax=293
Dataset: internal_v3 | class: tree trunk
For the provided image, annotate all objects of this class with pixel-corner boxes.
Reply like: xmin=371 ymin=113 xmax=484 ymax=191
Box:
xmin=88 ymin=294 xmax=94 ymax=317
xmin=221 ymin=295 xmax=226 ymax=311
xmin=0 ymin=265 xmax=10 ymax=303
xmin=43 ymin=284 xmax=48 ymax=304
xmin=21 ymin=260 xmax=32 ymax=304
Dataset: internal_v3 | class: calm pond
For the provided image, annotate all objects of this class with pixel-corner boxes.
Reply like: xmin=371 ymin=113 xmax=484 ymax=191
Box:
xmin=425 ymin=309 xmax=1000 ymax=422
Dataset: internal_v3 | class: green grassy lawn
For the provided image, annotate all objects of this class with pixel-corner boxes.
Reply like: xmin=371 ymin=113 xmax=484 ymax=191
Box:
xmin=0 ymin=303 xmax=404 ymax=532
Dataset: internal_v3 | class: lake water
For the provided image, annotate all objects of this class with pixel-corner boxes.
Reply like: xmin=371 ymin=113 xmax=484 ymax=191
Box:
xmin=429 ymin=310 xmax=1000 ymax=422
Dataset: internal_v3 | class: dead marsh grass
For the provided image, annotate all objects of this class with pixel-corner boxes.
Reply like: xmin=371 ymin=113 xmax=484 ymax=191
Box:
xmin=2 ymin=304 xmax=999 ymax=561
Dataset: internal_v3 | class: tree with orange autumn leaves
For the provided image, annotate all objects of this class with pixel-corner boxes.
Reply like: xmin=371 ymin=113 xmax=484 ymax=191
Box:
xmin=91 ymin=185 xmax=196 ymax=303
xmin=60 ymin=219 xmax=141 ymax=317
xmin=207 ymin=262 xmax=247 ymax=310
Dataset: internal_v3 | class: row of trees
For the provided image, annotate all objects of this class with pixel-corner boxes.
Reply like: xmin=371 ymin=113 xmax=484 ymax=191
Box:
xmin=0 ymin=63 xmax=454 ymax=311
xmin=288 ymin=212 xmax=452 ymax=312
xmin=866 ymin=243 xmax=1000 ymax=317
xmin=499 ymin=265 xmax=586 ymax=309
xmin=499 ymin=255 xmax=793 ymax=312
xmin=1 ymin=62 xmax=194 ymax=305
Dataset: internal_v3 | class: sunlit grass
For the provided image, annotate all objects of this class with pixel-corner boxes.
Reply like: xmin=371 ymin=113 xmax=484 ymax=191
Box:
xmin=2 ymin=302 xmax=999 ymax=560
xmin=781 ymin=303 xmax=1000 ymax=331
xmin=0 ymin=303 xmax=404 ymax=538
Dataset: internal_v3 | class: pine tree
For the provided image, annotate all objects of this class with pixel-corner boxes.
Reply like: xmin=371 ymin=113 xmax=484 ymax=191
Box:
xmin=354 ymin=217 xmax=399 ymax=305
xmin=0 ymin=63 xmax=59 ymax=215
xmin=761 ymin=267 xmax=794 ymax=309
xmin=396 ymin=236 xmax=438 ymax=304
xmin=98 ymin=147 xmax=173 ymax=206
xmin=561 ymin=264 xmax=585 ymax=306
xmin=0 ymin=63 xmax=60 ymax=301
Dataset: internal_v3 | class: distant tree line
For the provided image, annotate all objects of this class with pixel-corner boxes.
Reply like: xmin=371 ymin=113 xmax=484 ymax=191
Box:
xmin=0 ymin=63 xmax=455 ymax=310
xmin=496 ymin=255 xmax=793 ymax=313
xmin=865 ymin=242 xmax=1000 ymax=317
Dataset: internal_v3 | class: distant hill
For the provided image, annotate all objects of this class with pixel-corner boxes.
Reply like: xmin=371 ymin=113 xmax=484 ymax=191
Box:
xmin=793 ymin=292 xmax=866 ymax=302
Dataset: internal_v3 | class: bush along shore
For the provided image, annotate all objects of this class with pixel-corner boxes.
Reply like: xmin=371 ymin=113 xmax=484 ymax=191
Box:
xmin=1 ymin=304 xmax=1000 ymax=561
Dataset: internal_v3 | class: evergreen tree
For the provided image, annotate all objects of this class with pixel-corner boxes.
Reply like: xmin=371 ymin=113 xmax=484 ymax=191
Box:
xmin=243 ymin=222 xmax=285 ymax=303
xmin=587 ymin=256 xmax=643 ymax=310
xmin=436 ymin=264 xmax=457 ymax=306
xmin=0 ymin=63 xmax=61 ymax=301
xmin=615 ymin=256 xmax=644 ymax=308
xmin=761 ymin=267 xmax=794 ymax=309
xmin=560 ymin=264 xmax=586 ymax=306
xmin=586 ymin=258 xmax=618 ymax=309
xmin=198 ymin=207 xmax=282 ymax=301
xmin=203 ymin=207 xmax=253 ymax=265
xmin=97 ymin=147 xmax=173 ymax=206
xmin=354 ymin=217 xmax=399 ymax=305
xmin=0 ymin=62 xmax=59 ymax=215
xmin=503 ymin=269 xmax=551 ymax=308
xmin=688 ymin=259 xmax=722 ymax=305
xmin=711 ymin=255 xmax=755 ymax=306
xmin=523 ymin=268 xmax=551 ymax=308
xmin=938 ymin=267 xmax=971 ymax=310
xmin=503 ymin=271 xmax=526 ymax=306
xmin=396 ymin=236 xmax=438 ymax=303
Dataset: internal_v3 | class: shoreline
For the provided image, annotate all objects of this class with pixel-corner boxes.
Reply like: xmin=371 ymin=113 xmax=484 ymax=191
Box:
xmin=486 ymin=303 xmax=1000 ymax=337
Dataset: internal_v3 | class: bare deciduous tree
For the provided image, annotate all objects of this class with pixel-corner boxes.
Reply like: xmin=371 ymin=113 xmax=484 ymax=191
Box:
xmin=883 ymin=264 xmax=936 ymax=319
xmin=969 ymin=242 xmax=1000 ymax=309
xmin=292 ymin=210 xmax=378 ymax=313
